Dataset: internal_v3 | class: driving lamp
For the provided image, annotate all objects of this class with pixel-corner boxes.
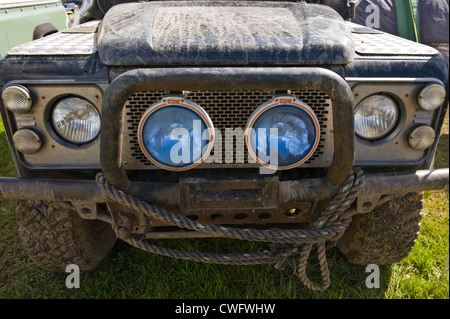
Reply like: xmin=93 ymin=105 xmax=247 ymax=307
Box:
xmin=245 ymin=96 xmax=320 ymax=170
xmin=138 ymin=97 xmax=214 ymax=171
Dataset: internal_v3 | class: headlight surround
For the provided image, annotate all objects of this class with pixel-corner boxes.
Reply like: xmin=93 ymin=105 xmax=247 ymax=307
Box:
xmin=51 ymin=97 xmax=100 ymax=144
xmin=138 ymin=97 xmax=214 ymax=171
xmin=245 ymin=96 xmax=320 ymax=170
xmin=418 ymin=83 xmax=446 ymax=111
xmin=354 ymin=94 xmax=399 ymax=140
xmin=1 ymin=85 xmax=33 ymax=113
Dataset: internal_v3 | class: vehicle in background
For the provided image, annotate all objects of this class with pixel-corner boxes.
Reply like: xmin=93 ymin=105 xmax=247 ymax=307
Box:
xmin=0 ymin=0 xmax=68 ymax=59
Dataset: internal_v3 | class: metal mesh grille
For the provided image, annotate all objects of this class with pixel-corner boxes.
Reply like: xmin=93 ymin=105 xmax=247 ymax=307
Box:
xmin=122 ymin=90 xmax=333 ymax=169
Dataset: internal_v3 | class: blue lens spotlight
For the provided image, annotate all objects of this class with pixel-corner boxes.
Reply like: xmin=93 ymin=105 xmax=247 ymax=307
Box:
xmin=138 ymin=97 xmax=214 ymax=170
xmin=245 ymin=96 xmax=320 ymax=170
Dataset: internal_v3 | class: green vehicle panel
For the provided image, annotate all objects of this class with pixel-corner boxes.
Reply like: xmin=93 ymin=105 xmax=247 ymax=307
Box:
xmin=0 ymin=0 xmax=68 ymax=59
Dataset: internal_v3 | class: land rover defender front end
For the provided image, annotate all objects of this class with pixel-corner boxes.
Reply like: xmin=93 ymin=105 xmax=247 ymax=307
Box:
xmin=0 ymin=0 xmax=448 ymax=290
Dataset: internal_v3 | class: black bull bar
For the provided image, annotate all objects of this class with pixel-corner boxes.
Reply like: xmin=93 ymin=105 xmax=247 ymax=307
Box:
xmin=0 ymin=68 xmax=448 ymax=207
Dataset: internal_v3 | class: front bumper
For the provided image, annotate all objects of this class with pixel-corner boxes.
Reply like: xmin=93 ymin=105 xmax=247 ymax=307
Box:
xmin=1 ymin=168 xmax=448 ymax=212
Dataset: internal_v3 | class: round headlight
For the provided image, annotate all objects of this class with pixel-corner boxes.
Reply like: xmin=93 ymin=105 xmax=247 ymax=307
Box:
xmin=138 ymin=97 xmax=214 ymax=171
xmin=354 ymin=94 xmax=398 ymax=140
xmin=52 ymin=97 xmax=100 ymax=144
xmin=1 ymin=85 xmax=32 ymax=113
xmin=418 ymin=83 xmax=446 ymax=111
xmin=245 ymin=96 xmax=320 ymax=170
xmin=409 ymin=126 xmax=435 ymax=150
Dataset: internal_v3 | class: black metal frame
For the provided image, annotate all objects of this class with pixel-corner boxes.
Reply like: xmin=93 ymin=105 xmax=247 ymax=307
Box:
xmin=101 ymin=67 xmax=355 ymax=192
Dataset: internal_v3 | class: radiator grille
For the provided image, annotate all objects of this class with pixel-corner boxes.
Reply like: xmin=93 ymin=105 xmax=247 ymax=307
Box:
xmin=122 ymin=90 xmax=334 ymax=169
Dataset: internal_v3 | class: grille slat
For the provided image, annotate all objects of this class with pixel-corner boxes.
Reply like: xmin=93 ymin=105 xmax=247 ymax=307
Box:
xmin=122 ymin=91 xmax=333 ymax=169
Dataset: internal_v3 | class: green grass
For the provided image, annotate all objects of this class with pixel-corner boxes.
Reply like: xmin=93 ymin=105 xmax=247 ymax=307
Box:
xmin=0 ymin=112 xmax=448 ymax=299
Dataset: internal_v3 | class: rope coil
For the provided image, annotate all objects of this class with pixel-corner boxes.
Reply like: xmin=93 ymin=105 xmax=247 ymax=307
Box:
xmin=96 ymin=168 xmax=363 ymax=291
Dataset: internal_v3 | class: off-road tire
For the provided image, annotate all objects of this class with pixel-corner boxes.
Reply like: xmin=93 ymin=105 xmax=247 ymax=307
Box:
xmin=16 ymin=200 xmax=116 ymax=272
xmin=337 ymin=192 xmax=423 ymax=265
